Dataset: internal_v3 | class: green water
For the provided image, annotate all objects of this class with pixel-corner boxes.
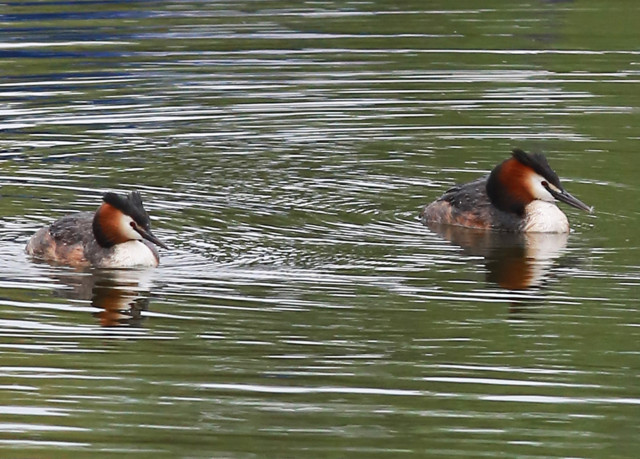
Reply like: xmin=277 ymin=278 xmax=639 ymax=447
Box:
xmin=0 ymin=1 xmax=638 ymax=457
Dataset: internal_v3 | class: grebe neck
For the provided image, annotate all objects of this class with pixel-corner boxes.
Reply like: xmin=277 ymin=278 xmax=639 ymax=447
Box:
xmin=92 ymin=203 xmax=131 ymax=248
xmin=486 ymin=158 xmax=534 ymax=216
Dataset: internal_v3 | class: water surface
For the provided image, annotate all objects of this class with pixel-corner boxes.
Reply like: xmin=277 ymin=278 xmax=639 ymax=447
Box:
xmin=0 ymin=1 xmax=639 ymax=457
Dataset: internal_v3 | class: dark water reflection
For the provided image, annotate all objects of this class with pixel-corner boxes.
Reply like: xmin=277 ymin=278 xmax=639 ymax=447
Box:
xmin=0 ymin=0 xmax=639 ymax=457
xmin=50 ymin=269 xmax=153 ymax=327
xmin=427 ymin=223 xmax=570 ymax=290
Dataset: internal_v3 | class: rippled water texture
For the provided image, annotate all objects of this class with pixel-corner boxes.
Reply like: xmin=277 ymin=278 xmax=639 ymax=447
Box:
xmin=1 ymin=1 xmax=639 ymax=457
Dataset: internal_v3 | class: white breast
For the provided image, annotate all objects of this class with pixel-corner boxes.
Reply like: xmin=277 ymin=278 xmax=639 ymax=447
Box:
xmin=523 ymin=201 xmax=569 ymax=233
xmin=107 ymin=240 xmax=159 ymax=268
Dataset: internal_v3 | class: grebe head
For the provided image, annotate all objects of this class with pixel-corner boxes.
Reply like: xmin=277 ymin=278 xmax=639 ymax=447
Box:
xmin=487 ymin=148 xmax=592 ymax=216
xmin=92 ymin=191 xmax=168 ymax=249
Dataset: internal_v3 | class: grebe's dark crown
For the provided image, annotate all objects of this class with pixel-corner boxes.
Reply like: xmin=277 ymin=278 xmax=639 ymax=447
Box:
xmin=102 ymin=191 xmax=151 ymax=227
xmin=511 ymin=148 xmax=562 ymax=190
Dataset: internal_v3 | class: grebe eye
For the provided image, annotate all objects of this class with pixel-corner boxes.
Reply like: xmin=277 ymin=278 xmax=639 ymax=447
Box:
xmin=130 ymin=221 xmax=136 ymax=228
xmin=541 ymin=180 xmax=549 ymax=188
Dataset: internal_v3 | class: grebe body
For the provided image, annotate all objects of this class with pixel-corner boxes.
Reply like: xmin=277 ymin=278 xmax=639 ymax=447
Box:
xmin=421 ymin=149 xmax=592 ymax=233
xmin=26 ymin=191 xmax=167 ymax=268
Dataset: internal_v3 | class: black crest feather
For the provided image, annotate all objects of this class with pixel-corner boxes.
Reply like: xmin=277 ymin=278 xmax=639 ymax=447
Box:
xmin=511 ymin=148 xmax=562 ymax=189
xmin=102 ymin=191 xmax=151 ymax=226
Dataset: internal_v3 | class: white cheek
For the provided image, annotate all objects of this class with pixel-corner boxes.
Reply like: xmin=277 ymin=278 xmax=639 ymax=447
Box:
xmin=119 ymin=214 xmax=143 ymax=240
xmin=527 ymin=173 xmax=555 ymax=202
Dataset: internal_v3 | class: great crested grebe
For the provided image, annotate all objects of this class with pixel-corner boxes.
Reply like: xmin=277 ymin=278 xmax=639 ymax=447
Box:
xmin=420 ymin=149 xmax=592 ymax=233
xmin=26 ymin=191 xmax=167 ymax=268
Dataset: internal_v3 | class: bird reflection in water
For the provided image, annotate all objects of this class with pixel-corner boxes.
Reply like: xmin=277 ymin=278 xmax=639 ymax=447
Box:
xmin=54 ymin=269 xmax=153 ymax=326
xmin=426 ymin=222 xmax=569 ymax=290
